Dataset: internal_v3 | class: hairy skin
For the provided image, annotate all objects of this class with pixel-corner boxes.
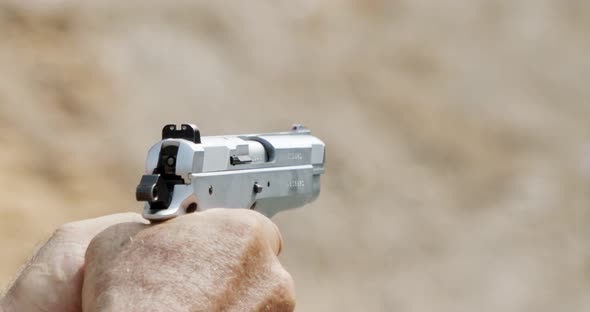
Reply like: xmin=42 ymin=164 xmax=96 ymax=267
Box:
xmin=83 ymin=209 xmax=294 ymax=311
xmin=1 ymin=213 xmax=147 ymax=312
xmin=1 ymin=209 xmax=295 ymax=312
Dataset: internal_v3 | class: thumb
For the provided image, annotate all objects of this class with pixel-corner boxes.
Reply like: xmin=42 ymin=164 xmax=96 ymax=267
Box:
xmin=1 ymin=212 xmax=147 ymax=312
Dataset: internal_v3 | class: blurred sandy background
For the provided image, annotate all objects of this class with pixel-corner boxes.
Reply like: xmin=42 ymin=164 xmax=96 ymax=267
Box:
xmin=1 ymin=1 xmax=589 ymax=311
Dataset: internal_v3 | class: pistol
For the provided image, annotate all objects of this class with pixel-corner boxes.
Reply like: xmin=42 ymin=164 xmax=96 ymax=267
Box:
xmin=136 ymin=124 xmax=326 ymax=221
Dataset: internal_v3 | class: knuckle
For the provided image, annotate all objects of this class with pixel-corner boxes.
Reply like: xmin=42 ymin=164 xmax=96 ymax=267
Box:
xmin=199 ymin=209 xmax=274 ymax=237
xmin=53 ymin=221 xmax=83 ymax=238
xmin=262 ymin=269 xmax=296 ymax=311
xmin=84 ymin=233 xmax=101 ymax=259
xmin=84 ymin=226 xmax=112 ymax=256
xmin=221 ymin=209 xmax=267 ymax=235
xmin=208 ymin=210 xmax=277 ymax=262
xmin=276 ymin=267 xmax=295 ymax=293
xmin=218 ymin=210 xmax=281 ymax=256
xmin=85 ymin=223 xmax=127 ymax=256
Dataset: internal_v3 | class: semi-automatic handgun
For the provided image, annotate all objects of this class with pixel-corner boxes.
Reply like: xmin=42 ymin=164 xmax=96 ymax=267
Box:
xmin=136 ymin=124 xmax=326 ymax=221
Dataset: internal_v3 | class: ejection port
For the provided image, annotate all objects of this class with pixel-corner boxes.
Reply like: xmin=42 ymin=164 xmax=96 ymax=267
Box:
xmin=246 ymin=140 xmax=268 ymax=163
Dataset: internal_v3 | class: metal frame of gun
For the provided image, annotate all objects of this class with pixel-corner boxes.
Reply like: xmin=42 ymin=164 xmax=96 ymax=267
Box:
xmin=136 ymin=124 xmax=325 ymax=221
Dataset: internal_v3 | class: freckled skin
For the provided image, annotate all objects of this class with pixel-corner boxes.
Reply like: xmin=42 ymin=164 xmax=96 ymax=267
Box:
xmin=1 ymin=210 xmax=295 ymax=312
xmin=0 ymin=213 xmax=148 ymax=312
xmin=82 ymin=209 xmax=295 ymax=312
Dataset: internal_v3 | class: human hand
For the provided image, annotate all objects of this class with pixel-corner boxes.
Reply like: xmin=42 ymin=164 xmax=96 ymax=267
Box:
xmin=82 ymin=208 xmax=294 ymax=311
xmin=1 ymin=209 xmax=295 ymax=312
xmin=0 ymin=213 xmax=147 ymax=312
